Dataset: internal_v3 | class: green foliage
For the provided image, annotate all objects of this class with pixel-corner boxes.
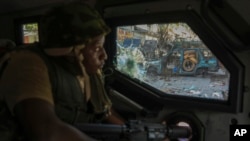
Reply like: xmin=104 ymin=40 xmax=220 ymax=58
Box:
xmin=23 ymin=23 xmax=38 ymax=31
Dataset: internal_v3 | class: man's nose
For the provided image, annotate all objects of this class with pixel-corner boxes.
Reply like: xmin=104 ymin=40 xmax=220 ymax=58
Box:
xmin=101 ymin=48 xmax=108 ymax=60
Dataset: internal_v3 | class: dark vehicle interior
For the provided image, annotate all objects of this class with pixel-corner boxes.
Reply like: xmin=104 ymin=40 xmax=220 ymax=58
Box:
xmin=0 ymin=0 xmax=250 ymax=141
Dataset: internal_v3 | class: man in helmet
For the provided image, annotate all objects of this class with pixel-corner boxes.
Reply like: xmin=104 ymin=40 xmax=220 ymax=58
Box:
xmin=0 ymin=1 xmax=124 ymax=141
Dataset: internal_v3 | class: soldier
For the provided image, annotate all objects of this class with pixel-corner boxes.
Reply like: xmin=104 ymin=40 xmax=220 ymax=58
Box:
xmin=0 ymin=2 xmax=124 ymax=141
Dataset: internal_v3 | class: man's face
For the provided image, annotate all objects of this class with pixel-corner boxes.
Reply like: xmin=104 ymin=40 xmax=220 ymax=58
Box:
xmin=81 ymin=35 xmax=107 ymax=74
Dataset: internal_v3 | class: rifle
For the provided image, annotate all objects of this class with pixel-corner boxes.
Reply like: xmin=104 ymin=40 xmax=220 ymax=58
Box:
xmin=74 ymin=120 xmax=191 ymax=141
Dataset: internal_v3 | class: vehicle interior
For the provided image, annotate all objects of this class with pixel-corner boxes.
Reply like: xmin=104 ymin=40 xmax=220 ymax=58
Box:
xmin=0 ymin=0 xmax=250 ymax=141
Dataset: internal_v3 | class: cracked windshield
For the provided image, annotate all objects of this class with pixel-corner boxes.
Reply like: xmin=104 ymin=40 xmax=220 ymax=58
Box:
xmin=115 ymin=23 xmax=230 ymax=101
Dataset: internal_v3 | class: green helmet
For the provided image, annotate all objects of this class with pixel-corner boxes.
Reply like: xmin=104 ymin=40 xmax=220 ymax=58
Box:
xmin=40 ymin=2 xmax=111 ymax=48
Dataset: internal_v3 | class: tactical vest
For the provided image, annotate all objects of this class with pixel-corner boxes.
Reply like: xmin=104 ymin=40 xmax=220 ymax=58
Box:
xmin=50 ymin=56 xmax=111 ymax=124
xmin=0 ymin=46 xmax=111 ymax=140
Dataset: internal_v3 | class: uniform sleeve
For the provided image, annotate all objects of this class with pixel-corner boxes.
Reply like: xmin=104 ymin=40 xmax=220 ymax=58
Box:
xmin=0 ymin=50 xmax=54 ymax=115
